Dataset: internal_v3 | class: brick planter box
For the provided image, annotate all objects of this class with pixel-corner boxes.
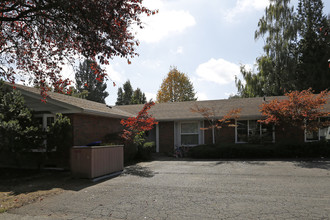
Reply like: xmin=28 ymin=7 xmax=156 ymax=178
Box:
xmin=71 ymin=145 xmax=124 ymax=179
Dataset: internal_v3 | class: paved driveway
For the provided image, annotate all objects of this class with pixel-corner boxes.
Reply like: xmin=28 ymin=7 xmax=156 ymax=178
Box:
xmin=2 ymin=159 xmax=330 ymax=219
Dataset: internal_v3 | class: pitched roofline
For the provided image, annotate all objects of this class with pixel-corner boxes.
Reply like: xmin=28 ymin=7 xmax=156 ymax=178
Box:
xmin=4 ymin=82 xmax=132 ymax=118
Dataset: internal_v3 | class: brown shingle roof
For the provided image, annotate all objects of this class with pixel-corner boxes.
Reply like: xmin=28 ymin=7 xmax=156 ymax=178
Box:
xmin=8 ymin=82 xmax=329 ymax=121
xmin=8 ymin=83 xmax=133 ymax=118
xmin=114 ymin=97 xmax=288 ymax=121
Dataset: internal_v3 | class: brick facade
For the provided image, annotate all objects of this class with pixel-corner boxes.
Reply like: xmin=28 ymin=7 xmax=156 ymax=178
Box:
xmin=275 ymin=125 xmax=305 ymax=143
xmin=203 ymin=120 xmax=236 ymax=145
xmin=68 ymin=114 xmax=123 ymax=146
xmin=159 ymin=121 xmax=174 ymax=153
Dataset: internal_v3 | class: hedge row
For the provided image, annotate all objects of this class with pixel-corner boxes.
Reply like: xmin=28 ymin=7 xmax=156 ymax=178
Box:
xmin=189 ymin=141 xmax=330 ymax=159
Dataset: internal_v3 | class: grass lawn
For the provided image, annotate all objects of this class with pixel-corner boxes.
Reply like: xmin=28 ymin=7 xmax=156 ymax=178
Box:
xmin=0 ymin=168 xmax=91 ymax=213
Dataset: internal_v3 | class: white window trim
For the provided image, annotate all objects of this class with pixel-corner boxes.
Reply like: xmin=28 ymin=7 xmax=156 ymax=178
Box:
xmin=179 ymin=121 xmax=201 ymax=147
xmin=235 ymin=119 xmax=275 ymax=144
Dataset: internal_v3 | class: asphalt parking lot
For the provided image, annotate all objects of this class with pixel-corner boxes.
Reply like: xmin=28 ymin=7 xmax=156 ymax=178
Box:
xmin=2 ymin=159 xmax=330 ymax=220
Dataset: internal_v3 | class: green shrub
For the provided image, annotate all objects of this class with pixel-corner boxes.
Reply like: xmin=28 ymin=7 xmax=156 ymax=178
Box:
xmin=189 ymin=141 xmax=330 ymax=159
xmin=0 ymin=81 xmax=44 ymax=165
xmin=136 ymin=142 xmax=155 ymax=161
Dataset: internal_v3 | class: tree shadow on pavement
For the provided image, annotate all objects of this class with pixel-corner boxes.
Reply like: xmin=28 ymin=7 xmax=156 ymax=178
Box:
xmin=0 ymin=168 xmax=95 ymax=196
xmin=293 ymin=161 xmax=330 ymax=170
xmin=121 ymin=165 xmax=155 ymax=178
xmin=214 ymin=160 xmax=267 ymax=166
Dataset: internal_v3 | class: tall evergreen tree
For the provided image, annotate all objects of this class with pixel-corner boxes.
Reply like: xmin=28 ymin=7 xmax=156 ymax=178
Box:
xmin=116 ymin=80 xmax=147 ymax=105
xmin=295 ymin=0 xmax=330 ymax=92
xmin=132 ymin=88 xmax=147 ymax=104
xmin=75 ymin=60 xmax=109 ymax=103
xmin=116 ymin=87 xmax=124 ymax=105
xmin=122 ymin=80 xmax=134 ymax=105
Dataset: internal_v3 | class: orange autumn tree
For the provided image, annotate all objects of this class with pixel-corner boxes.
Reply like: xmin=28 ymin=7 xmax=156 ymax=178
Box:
xmin=259 ymin=89 xmax=330 ymax=136
xmin=121 ymin=101 xmax=158 ymax=146
xmin=191 ymin=104 xmax=241 ymax=144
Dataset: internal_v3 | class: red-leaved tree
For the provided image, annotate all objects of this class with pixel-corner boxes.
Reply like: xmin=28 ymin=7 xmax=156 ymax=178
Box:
xmin=260 ymin=89 xmax=330 ymax=133
xmin=191 ymin=104 xmax=241 ymax=144
xmin=0 ymin=1 xmax=157 ymax=100
xmin=120 ymin=101 xmax=158 ymax=145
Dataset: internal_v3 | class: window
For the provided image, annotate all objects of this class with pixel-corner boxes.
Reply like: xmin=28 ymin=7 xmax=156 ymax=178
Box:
xmin=305 ymin=117 xmax=330 ymax=142
xmin=236 ymin=120 xmax=274 ymax=143
xmin=33 ymin=114 xmax=55 ymax=152
xmin=237 ymin=121 xmax=248 ymax=142
xmin=34 ymin=114 xmax=54 ymax=131
xmin=181 ymin=122 xmax=199 ymax=146
xmin=320 ymin=127 xmax=330 ymax=141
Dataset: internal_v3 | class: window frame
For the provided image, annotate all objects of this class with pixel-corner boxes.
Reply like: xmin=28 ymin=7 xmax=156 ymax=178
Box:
xmin=179 ymin=121 xmax=200 ymax=147
xmin=304 ymin=117 xmax=330 ymax=142
xmin=235 ymin=119 xmax=275 ymax=144
xmin=32 ymin=113 xmax=55 ymax=152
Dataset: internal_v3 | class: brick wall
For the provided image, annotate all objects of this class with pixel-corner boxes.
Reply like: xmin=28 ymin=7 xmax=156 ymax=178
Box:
xmin=159 ymin=121 xmax=174 ymax=153
xmin=203 ymin=120 xmax=235 ymax=144
xmin=275 ymin=124 xmax=305 ymax=143
xmin=68 ymin=114 xmax=123 ymax=146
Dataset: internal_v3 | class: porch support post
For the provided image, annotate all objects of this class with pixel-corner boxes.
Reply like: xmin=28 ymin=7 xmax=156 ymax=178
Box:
xmin=156 ymin=123 xmax=159 ymax=153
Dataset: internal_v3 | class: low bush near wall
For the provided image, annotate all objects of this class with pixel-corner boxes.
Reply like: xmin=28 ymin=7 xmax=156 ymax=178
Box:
xmin=189 ymin=141 xmax=330 ymax=159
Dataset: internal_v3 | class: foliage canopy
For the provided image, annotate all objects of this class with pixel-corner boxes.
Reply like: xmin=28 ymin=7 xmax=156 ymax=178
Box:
xmin=156 ymin=67 xmax=197 ymax=103
xmin=116 ymin=80 xmax=146 ymax=105
xmin=236 ymin=0 xmax=330 ymax=97
xmin=0 ymin=0 xmax=156 ymax=98
xmin=75 ymin=60 xmax=109 ymax=103
xmin=0 ymin=81 xmax=43 ymax=153
xmin=259 ymin=89 xmax=330 ymax=131
xmin=120 ymin=101 xmax=157 ymax=146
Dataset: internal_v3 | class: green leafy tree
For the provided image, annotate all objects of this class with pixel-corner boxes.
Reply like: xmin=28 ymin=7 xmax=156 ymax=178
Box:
xmin=236 ymin=0 xmax=329 ymax=97
xmin=295 ymin=0 xmax=330 ymax=92
xmin=116 ymin=80 xmax=146 ymax=105
xmin=75 ymin=59 xmax=109 ymax=103
xmin=236 ymin=0 xmax=297 ymax=97
xmin=47 ymin=113 xmax=72 ymax=167
xmin=157 ymin=67 xmax=197 ymax=103
xmin=0 ymin=81 xmax=43 ymax=162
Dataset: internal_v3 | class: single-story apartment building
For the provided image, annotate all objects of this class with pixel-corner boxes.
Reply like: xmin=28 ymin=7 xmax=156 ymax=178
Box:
xmin=3 ymin=83 xmax=330 ymax=166
xmin=115 ymin=97 xmax=330 ymax=153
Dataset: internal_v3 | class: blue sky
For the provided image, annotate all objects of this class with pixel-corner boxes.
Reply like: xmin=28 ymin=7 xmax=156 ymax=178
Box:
xmin=64 ymin=0 xmax=329 ymax=105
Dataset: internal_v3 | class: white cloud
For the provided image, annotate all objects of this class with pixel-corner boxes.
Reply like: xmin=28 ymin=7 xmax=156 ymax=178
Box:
xmin=195 ymin=58 xmax=240 ymax=85
xmin=136 ymin=0 xmax=196 ymax=43
xmin=102 ymin=64 xmax=125 ymax=84
xmin=171 ymin=46 xmax=184 ymax=55
xmin=145 ymin=92 xmax=157 ymax=102
xmin=175 ymin=46 xmax=184 ymax=54
xmin=60 ymin=64 xmax=76 ymax=83
xmin=196 ymin=92 xmax=208 ymax=101
xmin=141 ymin=59 xmax=162 ymax=69
xmin=224 ymin=0 xmax=269 ymax=22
